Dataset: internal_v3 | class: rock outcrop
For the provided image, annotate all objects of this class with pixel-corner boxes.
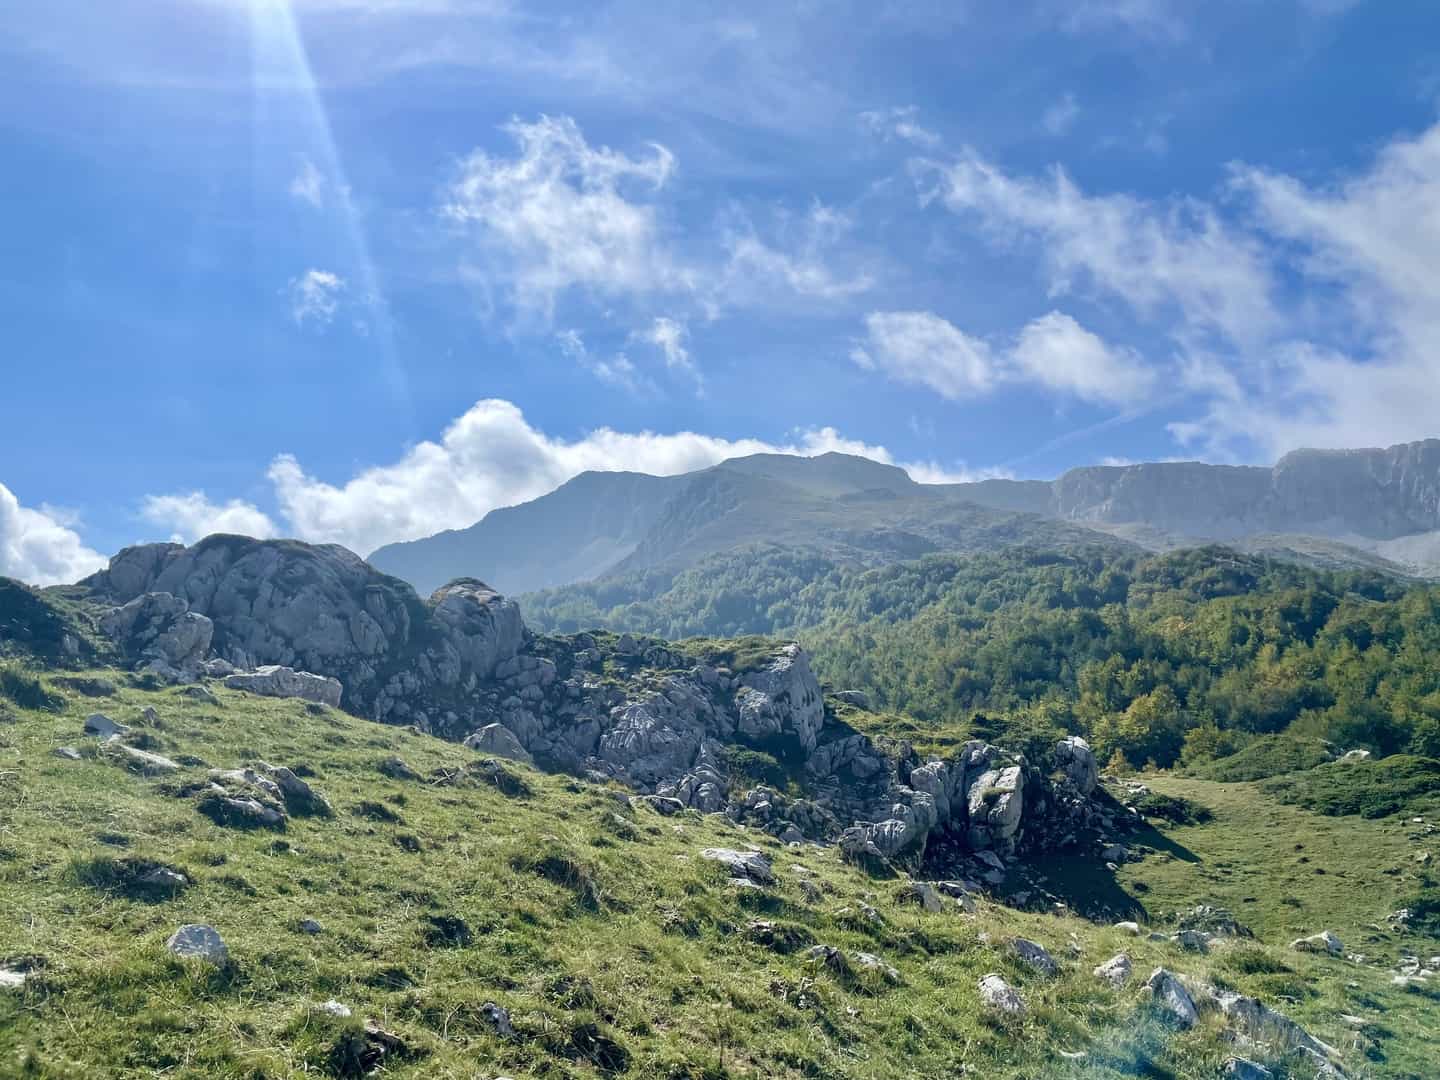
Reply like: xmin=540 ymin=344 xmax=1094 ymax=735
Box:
xmin=83 ymin=535 xmax=1116 ymax=871
xmin=100 ymin=592 xmax=213 ymax=681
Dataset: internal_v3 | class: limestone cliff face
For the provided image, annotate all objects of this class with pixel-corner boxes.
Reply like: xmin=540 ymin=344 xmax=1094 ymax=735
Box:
xmin=1042 ymin=439 xmax=1440 ymax=541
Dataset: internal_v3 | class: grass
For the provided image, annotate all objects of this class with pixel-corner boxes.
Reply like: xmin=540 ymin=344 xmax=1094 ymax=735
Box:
xmin=1187 ymin=735 xmax=1337 ymax=782
xmin=0 ymin=666 xmax=1434 ymax=1077
xmin=1261 ymin=755 xmax=1440 ymax=820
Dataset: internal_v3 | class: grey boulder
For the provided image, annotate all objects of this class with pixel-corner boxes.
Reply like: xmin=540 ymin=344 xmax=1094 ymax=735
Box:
xmin=224 ymin=666 xmax=343 ymax=708
xmin=166 ymin=924 xmax=228 ymax=964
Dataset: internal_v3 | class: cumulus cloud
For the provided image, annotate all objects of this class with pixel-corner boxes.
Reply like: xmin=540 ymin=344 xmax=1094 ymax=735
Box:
xmin=139 ymin=492 xmax=279 ymax=544
xmin=0 ymin=482 xmax=106 ymax=586
xmin=289 ymin=269 xmax=346 ymax=326
xmin=854 ymin=309 xmax=1153 ymax=407
xmin=445 ymin=115 xmax=681 ymax=317
xmin=1010 ymin=312 xmax=1156 ymax=405
xmin=852 ymin=311 xmax=997 ymax=400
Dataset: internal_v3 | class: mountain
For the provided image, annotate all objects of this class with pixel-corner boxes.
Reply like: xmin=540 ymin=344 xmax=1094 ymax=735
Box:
xmin=369 ymin=439 xmax=1440 ymax=597
xmin=369 ymin=452 xmax=1133 ymax=595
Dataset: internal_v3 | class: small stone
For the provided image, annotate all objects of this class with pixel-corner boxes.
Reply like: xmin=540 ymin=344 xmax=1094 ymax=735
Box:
xmin=83 ymin=713 xmax=129 ymax=739
xmin=299 ymin=919 xmax=323 ymax=935
xmin=898 ymin=881 xmax=944 ymax=913
xmin=1011 ymin=937 xmax=1058 ymax=976
xmin=52 ymin=746 xmax=82 ymax=760
xmin=1114 ymin=920 xmax=1141 ymax=935
xmin=319 ymin=1000 xmax=352 ymax=1018
xmin=1291 ymin=930 xmax=1343 ymax=955
xmin=978 ymin=973 xmax=1025 ymax=1017
xmin=180 ymin=685 xmax=220 ymax=705
xmin=700 ymin=847 xmax=774 ymax=885
xmin=480 ymin=1001 xmax=514 ymax=1037
xmin=1223 ymin=1059 xmax=1273 ymax=1080
xmin=104 ymin=743 xmax=180 ymax=775
xmin=1145 ymin=968 xmax=1198 ymax=1028
xmin=1093 ymin=953 xmax=1132 ymax=988
xmin=378 ymin=756 xmax=421 ymax=781
xmin=851 ymin=951 xmax=901 ymax=984
xmin=166 ymin=924 xmax=227 ymax=965
xmin=138 ymin=866 xmax=188 ymax=892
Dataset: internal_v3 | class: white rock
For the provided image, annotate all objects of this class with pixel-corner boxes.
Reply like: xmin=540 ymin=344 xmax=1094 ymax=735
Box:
xmin=104 ymin=743 xmax=179 ymax=775
xmin=83 ymin=713 xmax=129 ymax=739
xmin=166 ymin=924 xmax=228 ymax=965
xmin=463 ymin=723 xmax=533 ymax=765
xmin=223 ymin=666 xmax=343 ymax=708
xmin=1114 ymin=920 xmax=1142 ymax=935
xmin=1093 ymin=953 xmax=1132 ymax=988
xmin=1291 ymin=930 xmax=1343 ymax=955
xmin=978 ymin=973 xmax=1025 ymax=1017
xmin=1145 ymin=967 xmax=1198 ymax=1028
xmin=700 ymin=847 xmax=774 ymax=885
xmin=318 ymin=1000 xmax=352 ymax=1018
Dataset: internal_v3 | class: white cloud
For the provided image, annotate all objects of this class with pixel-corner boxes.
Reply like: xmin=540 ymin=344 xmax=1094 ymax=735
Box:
xmin=289 ymin=157 xmax=325 ymax=207
xmin=852 ymin=311 xmax=997 ymax=400
xmin=854 ymin=309 xmax=1153 ymax=408
xmin=1042 ymin=93 xmax=1080 ymax=136
xmin=0 ymin=482 xmax=106 ymax=586
xmin=445 ymin=115 xmax=681 ymax=317
xmin=1011 ymin=311 xmax=1156 ymax=405
xmin=289 ymin=269 xmax=346 ymax=326
xmin=860 ymin=105 xmax=940 ymax=148
xmin=921 ymin=150 xmax=1276 ymax=346
xmin=139 ymin=492 xmax=279 ymax=544
xmin=1061 ymin=0 xmax=1186 ymax=40
xmin=639 ymin=316 xmax=699 ymax=382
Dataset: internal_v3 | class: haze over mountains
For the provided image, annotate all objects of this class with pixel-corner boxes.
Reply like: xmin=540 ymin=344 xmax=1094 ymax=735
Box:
xmin=368 ymin=438 xmax=1440 ymax=596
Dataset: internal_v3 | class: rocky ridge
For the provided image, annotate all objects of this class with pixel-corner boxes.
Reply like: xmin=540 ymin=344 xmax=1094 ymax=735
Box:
xmin=82 ymin=536 xmax=1122 ymax=871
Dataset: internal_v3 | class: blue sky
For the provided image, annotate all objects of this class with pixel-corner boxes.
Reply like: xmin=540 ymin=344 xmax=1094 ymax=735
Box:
xmin=4 ymin=0 xmax=1440 ymax=584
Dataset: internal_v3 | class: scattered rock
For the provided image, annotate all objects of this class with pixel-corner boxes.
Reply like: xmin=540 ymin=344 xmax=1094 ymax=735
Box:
xmin=479 ymin=1001 xmax=514 ymax=1037
xmin=1145 ymin=968 xmax=1198 ymax=1028
xmin=897 ymin=881 xmax=944 ymax=913
xmin=1170 ymin=929 xmax=1211 ymax=953
xmin=699 ymin=847 xmax=774 ymax=886
xmin=329 ymin=1019 xmax=414 ymax=1078
xmin=103 ymin=743 xmax=180 ymax=775
xmin=1213 ymin=990 xmax=1339 ymax=1066
xmin=100 ymin=591 xmax=213 ymax=682
xmin=978 ymin=973 xmax=1025 ymax=1018
xmin=137 ymin=865 xmax=189 ymax=894
xmin=1100 ymin=843 xmax=1129 ymax=864
xmin=83 ymin=713 xmax=129 ymax=739
xmin=224 ymin=666 xmax=343 ymax=708
xmin=52 ymin=746 xmax=82 ymax=761
xmin=319 ymin=1000 xmax=352 ymax=1018
xmin=851 ymin=951 xmax=901 ymax=984
xmin=165 ymin=924 xmax=227 ymax=965
xmin=198 ymin=794 xmax=286 ymax=830
xmin=1338 ymin=749 xmax=1371 ymax=763
xmin=299 ymin=919 xmax=323 ymax=935
xmin=377 ymin=756 xmax=421 ymax=781
xmin=1093 ymin=953 xmax=1132 ymax=988
xmin=1114 ymin=921 xmax=1142 ymax=935
xmin=270 ymin=765 xmax=332 ymax=817
xmin=463 ymin=723 xmax=533 ymax=764
xmin=180 ymin=685 xmax=219 ymax=705
xmin=1223 ymin=1058 xmax=1273 ymax=1079
xmin=1011 ymin=938 xmax=1058 ymax=977
xmin=1291 ymin=930 xmax=1343 ymax=955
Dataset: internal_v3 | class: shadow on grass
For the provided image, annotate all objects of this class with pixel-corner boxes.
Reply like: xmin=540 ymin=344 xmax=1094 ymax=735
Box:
xmin=1031 ymin=852 xmax=1153 ymax=924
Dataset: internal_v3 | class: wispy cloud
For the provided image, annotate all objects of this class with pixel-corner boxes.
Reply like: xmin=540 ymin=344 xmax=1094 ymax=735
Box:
xmin=288 ymin=269 xmax=346 ymax=326
xmin=1042 ymin=92 xmax=1080 ymax=136
xmin=289 ymin=157 xmax=326 ymax=207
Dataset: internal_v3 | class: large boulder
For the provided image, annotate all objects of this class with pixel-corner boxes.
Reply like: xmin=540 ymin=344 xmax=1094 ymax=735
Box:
xmin=224 ymin=666 xmax=343 ymax=708
xmin=1054 ymin=735 xmax=1097 ymax=795
xmin=427 ymin=579 xmax=525 ymax=681
xmin=966 ymin=764 xmax=1026 ymax=851
xmin=100 ymin=592 xmax=213 ymax=681
xmin=463 ymin=723 xmax=533 ymax=765
xmin=734 ymin=644 xmax=823 ymax=753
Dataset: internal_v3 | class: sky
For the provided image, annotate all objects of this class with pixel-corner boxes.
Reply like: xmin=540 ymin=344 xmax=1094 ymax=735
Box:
xmin=4 ymin=0 xmax=1440 ymax=585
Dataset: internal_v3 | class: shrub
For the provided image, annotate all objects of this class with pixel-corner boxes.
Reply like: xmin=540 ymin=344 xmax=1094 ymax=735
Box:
xmin=1261 ymin=756 xmax=1440 ymax=819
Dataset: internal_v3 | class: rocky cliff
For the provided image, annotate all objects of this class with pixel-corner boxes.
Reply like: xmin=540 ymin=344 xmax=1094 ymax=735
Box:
xmin=79 ymin=535 xmax=1117 ymax=870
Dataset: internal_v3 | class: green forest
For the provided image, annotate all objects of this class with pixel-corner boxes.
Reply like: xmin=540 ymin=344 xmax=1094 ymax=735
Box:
xmin=523 ymin=544 xmax=1440 ymax=771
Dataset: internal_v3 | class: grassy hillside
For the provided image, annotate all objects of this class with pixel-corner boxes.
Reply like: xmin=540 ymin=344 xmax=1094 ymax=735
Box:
xmin=3 ymin=666 xmax=1435 ymax=1077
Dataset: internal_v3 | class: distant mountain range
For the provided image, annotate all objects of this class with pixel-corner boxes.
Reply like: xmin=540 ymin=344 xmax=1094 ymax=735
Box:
xmin=368 ymin=439 xmax=1440 ymax=595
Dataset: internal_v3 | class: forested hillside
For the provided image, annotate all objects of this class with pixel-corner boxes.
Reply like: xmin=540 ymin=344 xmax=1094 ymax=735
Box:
xmin=524 ymin=545 xmax=1440 ymax=770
